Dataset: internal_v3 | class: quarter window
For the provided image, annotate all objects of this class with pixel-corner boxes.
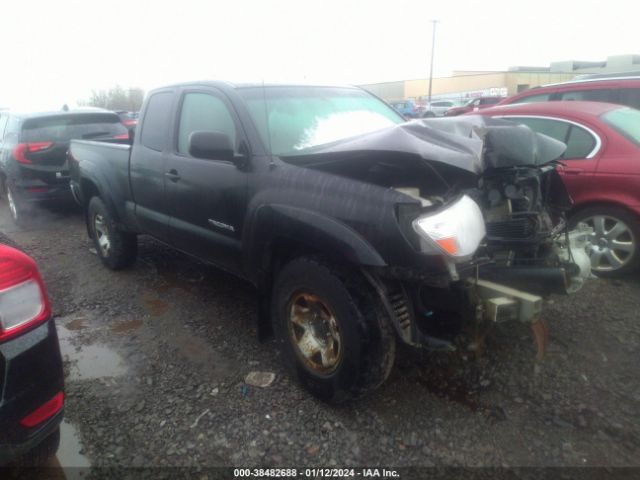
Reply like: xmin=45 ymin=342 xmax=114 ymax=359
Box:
xmin=564 ymin=125 xmax=596 ymax=158
xmin=140 ymin=92 xmax=173 ymax=151
xmin=177 ymin=93 xmax=237 ymax=156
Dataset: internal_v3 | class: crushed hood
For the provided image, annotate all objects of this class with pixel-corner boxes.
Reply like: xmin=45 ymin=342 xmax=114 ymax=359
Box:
xmin=281 ymin=115 xmax=567 ymax=176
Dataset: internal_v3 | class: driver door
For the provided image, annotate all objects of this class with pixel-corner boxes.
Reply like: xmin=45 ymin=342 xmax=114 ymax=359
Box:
xmin=165 ymin=88 xmax=248 ymax=274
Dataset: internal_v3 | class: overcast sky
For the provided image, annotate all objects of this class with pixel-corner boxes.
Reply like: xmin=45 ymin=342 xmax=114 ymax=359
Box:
xmin=1 ymin=0 xmax=637 ymax=110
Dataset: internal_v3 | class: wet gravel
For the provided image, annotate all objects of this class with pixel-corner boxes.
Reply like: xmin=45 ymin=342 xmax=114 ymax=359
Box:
xmin=2 ymin=202 xmax=640 ymax=471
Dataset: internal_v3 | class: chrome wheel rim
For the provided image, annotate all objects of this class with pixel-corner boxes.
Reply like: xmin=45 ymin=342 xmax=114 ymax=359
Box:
xmin=582 ymin=215 xmax=635 ymax=272
xmin=7 ymin=188 xmax=18 ymax=221
xmin=94 ymin=214 xmax=111 ymax=257
xmin=288 ymin=292 xmax=343 ymax=375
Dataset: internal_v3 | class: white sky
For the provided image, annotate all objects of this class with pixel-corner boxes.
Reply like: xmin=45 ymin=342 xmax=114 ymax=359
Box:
xmin=1 ymin=0 xmax=638 ymax=110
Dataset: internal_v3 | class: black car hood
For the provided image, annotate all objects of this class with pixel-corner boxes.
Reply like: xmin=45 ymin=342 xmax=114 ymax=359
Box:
xmin=281 ymin=115 xmax=566 ymax=176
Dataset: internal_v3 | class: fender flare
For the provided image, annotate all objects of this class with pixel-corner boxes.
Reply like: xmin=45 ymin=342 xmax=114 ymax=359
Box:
xmin=245 ymin=204 xmax=387 ymax=282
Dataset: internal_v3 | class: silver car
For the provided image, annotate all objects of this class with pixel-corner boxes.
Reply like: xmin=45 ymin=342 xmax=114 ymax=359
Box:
xmin=421 ymin=100 xmax=458 ymax=117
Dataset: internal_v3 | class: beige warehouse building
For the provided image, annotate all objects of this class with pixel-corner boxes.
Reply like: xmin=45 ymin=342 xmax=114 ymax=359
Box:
xmin=360 ymin=54 xmax=640 ymax=103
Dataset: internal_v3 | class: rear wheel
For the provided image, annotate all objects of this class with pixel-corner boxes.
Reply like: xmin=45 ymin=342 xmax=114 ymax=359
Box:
xmin=88 ymin=196 xmax=137 ymax=270
xmin=272 ymin=257 xmax=395 ymax=402
xmin=571 ymin=206 xmax=640 ymax=276
xmin=5 ymin=183 xmax=28 ymax=225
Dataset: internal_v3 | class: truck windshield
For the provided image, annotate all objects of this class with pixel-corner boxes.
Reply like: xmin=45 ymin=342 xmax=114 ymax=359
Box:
xmin=238 ymin=86 xmax=404 ymax=156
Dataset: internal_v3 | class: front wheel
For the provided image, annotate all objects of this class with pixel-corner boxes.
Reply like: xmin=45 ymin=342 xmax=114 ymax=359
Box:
xmin=571 ymin=206 xmax=640 ymax=276
xmin=88 ymin=196 xmax=137 ymax=270
xmin=272 ymin=257 xmax=396 ymax=402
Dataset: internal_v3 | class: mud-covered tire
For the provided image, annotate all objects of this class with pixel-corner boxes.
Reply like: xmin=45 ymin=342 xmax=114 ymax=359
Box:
xmin=88 ymin=196 xmax=137 ymax=270
xmin=272 ymin=257 xmax=396 ymax=403
xmin=570 ymin=206 xmax=640 ymax=276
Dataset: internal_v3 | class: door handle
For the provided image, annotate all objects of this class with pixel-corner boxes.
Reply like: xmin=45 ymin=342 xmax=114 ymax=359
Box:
xmin=164 ymin=170 xmax=181 ymax=182
xmin=562 ymin=168 xmax=584 ymax=175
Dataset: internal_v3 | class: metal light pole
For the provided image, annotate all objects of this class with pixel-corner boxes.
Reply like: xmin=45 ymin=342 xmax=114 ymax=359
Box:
xmin=427 ymin=20 xmax=438 ymax=105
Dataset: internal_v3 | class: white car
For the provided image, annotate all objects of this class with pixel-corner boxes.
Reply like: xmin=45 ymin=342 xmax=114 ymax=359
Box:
xmin=421 ymin=100 xmax=458 ymax=117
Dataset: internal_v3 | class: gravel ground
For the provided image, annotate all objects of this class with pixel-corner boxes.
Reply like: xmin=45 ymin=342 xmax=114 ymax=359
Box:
xmin=2 ymin=201 xmax=640 ymax=474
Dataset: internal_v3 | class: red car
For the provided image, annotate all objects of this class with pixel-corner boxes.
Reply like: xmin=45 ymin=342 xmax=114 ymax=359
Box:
xmin=473 ymin=101 xmax=640 ymax=275
xmin=444 ymin=96 xmax=505 ymax=116
xmin=499 ymin=76 xmax=640 ymax=109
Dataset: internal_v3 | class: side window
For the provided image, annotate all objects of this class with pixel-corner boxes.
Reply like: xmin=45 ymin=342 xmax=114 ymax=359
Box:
xmin=4 ymin=116 xmax=21 ymax=143
xmin=618 ymin=88 xmax=640 ymax=109
xmin=564 ymin=125 xmax=596 ymax=159
xmin=177 ymin=92 xmax=237 ymax=155
xmin=0 ymin=115 xmax=8 ymax=141
xmin=559 ymin=89 xmax=616 ymax=103
xmin=510 ymin=117 xmax=596 ymax=159
xmin=511 ymin=93 xmax=551 ymax=104
xmin=511 ymin=117 xmax=570 ymax=143
xmin=140 ymin=92 xmax=173 ymax=152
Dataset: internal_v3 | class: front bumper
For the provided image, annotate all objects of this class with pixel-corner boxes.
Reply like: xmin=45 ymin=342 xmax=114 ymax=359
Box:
xmin=0 ymin=320 xmax=65 ymax=465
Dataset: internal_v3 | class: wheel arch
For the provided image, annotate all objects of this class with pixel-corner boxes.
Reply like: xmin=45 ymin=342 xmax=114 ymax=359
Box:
xmin=569 ymin=200 xmax=640 ymax=222
xmin=245 ymin=204 xmax=387 ymax=340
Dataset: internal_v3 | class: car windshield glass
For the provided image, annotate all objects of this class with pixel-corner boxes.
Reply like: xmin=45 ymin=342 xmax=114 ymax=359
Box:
xmin=238 ymin=86 xmax=404 ymax=156
xmin=22 ymin=114 xmax=127 ymax=142
xmin=601 ymin=107 xmax=640 ymax=146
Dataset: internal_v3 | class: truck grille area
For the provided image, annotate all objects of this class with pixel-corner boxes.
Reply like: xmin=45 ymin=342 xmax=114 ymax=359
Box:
xmin=486 ymin=216 xmax=536 ymax=240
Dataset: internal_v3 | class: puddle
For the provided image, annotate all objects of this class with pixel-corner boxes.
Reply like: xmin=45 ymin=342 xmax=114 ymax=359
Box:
xmin=142 ymin=293 xmax=170 ymax=316
xmin=65 ymin=318 xmax=88 ymax=331
xmin=110 ymin=318 xmax=144 ymax=334
xmin=57 ymin=325 xmax=127 ymax=380
xmin=56 ymin=420 xmax=91 ymax=468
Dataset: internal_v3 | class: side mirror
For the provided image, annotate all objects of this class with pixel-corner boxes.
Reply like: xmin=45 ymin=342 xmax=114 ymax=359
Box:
xmin=188 ymin=131 xmax=235 ymax=162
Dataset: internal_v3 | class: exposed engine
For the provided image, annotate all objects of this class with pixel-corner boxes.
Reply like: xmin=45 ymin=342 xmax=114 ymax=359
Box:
xmin=471 ymin=164 xmax=592 ymax=295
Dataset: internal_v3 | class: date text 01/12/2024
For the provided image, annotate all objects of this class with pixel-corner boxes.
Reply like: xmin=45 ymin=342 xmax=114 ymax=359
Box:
xmin=233 ymin=468 xmax=401 ymax=478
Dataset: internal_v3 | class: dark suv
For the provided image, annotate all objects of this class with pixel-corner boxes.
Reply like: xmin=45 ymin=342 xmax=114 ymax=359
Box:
xmin=0 ymin=110 xmax=129 ymax=223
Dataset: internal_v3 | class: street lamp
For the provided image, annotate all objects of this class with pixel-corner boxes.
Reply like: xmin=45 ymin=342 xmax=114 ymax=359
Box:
xmin=427 ymin=20 xmax=439 ymax=105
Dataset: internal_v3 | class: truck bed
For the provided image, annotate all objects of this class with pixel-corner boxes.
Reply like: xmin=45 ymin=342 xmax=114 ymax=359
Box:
xmin=69 ymin=140 xmax=134 ymax=225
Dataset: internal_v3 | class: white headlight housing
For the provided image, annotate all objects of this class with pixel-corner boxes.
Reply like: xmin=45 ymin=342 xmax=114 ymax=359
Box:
xmin=412 ymin=195 xmax=486 ymax=260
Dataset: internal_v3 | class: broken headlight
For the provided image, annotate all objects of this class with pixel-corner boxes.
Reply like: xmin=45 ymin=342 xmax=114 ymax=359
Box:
xmin=412 ymin=195 xmax=486 ymax=260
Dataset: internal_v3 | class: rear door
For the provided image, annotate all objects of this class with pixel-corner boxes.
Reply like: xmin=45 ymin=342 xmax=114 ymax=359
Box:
xmin=165 ymin=87 xmax=248 ymax=274
xmin=502 ymin=116 xmax=603 ymax=204
xmin=129 ymin=90 xmax=175 ymax=241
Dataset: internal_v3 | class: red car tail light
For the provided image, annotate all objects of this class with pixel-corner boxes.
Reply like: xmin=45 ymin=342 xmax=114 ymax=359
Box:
xmin=20 ymin=392 xmax=64 ymax=428
xmin=122 ymin=119 xmax=137 ymax=127
xmin=112 ymin=133 xmax=129 ymax=139
xmin=0 ymin=245 xmax=51 ymax=343
xmin=13 ymin=142 xmax=54 ymax=164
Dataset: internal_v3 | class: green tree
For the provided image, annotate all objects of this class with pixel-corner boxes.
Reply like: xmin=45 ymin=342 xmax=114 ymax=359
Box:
xmin=81 ymin=85 xmax=145 ymax=111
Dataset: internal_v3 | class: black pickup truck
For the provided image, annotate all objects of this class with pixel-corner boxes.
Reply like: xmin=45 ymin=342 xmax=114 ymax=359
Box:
xmin=69 ymin=81 xmax=591 ymax=402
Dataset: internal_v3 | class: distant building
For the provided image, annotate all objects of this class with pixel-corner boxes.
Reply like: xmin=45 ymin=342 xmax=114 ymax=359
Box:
xmin=360 ymin=54 xmax=640 ymax=103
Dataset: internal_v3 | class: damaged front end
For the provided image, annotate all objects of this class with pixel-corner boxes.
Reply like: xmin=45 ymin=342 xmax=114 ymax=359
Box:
xmin=394 ymin=119 xmax=592 ymax=356
xmin=282 ymin=116 xmax=592 ymax=357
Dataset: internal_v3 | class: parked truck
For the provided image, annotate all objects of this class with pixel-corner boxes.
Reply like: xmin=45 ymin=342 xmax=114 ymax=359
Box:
xmin=69 ymin=81 xmax=591 ymax=402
